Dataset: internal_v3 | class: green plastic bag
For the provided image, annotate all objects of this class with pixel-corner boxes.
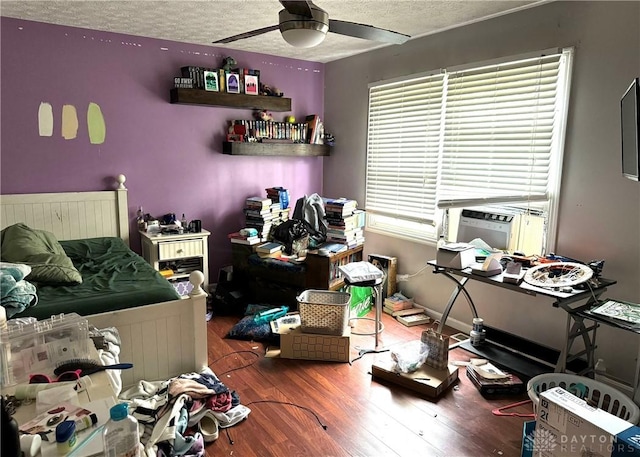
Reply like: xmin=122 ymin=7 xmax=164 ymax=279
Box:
xmin=349 ymin=286 xmax=373 ymax=318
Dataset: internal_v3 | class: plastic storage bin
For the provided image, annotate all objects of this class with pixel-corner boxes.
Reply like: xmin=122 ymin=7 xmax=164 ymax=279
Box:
xmin=0 ymin=313 xmax=90 ymax=387
xmin=527 ymin=372 xmax=640 ymax=424
xmin=297 ymin=289 xmax=351 ymax=335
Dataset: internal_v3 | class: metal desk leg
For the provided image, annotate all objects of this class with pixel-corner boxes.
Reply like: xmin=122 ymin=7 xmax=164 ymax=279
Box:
xmin=374 ymin=282 xmax=383 ymax=348
xmin=437 ymin=274 xmax=479 ymax=333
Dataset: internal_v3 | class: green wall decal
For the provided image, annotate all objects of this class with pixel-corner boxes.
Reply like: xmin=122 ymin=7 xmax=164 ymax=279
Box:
xmin=87 ymin=102 xmax=106 ymax=144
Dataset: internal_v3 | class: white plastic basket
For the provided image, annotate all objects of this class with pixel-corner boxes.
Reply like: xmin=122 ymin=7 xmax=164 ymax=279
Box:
xmin=297 ymin=289 xmax=351 ymax=335
xmin=527 ymin=372 xmax=640 ymax=424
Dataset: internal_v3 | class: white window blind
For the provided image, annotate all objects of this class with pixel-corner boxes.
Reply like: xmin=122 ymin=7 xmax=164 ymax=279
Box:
xmin=366 ymin=73 xmax=445 ymax=225
xmin=440 ymin=54 xmax=563 ymax=205
xmin=365 ymin=48 xmax=573 ymax=247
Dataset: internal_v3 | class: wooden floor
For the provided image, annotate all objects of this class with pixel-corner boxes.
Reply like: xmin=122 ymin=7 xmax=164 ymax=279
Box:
xmin=202 ymin=311 xmax=534 ymax=457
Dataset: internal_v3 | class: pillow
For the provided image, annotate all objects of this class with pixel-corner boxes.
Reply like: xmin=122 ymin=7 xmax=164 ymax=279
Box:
xmin=0 ymin=223 xmax=82 ymax=285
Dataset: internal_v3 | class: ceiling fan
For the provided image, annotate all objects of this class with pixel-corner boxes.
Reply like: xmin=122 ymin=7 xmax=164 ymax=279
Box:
xmin=212 ymin=0 xmax=411 ymax=48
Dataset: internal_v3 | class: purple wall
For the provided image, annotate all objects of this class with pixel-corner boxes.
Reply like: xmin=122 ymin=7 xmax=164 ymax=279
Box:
xmin=1 ymin=18 xmax=325 ymax=281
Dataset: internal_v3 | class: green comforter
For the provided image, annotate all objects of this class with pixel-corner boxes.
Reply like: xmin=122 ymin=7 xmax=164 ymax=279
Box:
xmin=15 ymin=237 xmax=181 ymax=320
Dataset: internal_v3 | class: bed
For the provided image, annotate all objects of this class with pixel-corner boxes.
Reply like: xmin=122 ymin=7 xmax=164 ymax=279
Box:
xmin=0 ymin=176 xmax=208 ymax=389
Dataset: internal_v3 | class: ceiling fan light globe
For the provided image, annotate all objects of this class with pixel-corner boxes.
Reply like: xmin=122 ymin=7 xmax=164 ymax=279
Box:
xmin=281 ymin=27 xmax=327 ymax=48
xmin=279 ymin=7 xmax=329 ymax=48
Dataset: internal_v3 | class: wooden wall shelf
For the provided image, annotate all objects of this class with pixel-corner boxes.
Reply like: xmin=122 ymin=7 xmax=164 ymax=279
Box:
xmin=170 ymin=88 xmax=292 ymax=111
xmin=223 ymin=142 xmax=330 ymax=157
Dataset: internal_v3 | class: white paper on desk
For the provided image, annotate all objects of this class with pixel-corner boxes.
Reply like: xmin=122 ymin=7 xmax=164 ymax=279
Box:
xmin=39 ymin=396 xmax=116 ymax=457
xmin=36 ymin=384 xmax=78 ymax=414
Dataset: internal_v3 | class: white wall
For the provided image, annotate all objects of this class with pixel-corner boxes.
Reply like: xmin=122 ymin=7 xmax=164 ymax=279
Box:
xmin=324 ymin=1 xmax=640 ymax=382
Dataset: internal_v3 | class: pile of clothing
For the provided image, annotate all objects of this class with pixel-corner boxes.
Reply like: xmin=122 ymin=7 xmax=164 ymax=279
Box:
xmin=120 ymin=367 xmax=250 ymax=457
xmin=0 ymin=262 xmax=37 ymax=318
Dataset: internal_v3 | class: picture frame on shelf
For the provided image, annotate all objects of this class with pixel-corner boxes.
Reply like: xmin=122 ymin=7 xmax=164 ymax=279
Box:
xmin=226 ymin=72 xmax=240 ymax=94
xmin=204 ymin=71 xmax=219 ymax=92
xmin=245 ymin=74 xmax=259 ymax=95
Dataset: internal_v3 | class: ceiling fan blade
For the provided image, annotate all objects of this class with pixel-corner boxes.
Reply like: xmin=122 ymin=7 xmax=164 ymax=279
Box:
xmin=328 ymin=19 xmax=410 ymax=45
xmin=213 ymin=25 xmax=280 ymax=44
xmin=280 ymin=0 xmax=313 ymax=18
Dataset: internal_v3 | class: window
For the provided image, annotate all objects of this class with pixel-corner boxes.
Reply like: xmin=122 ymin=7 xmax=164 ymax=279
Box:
xmin=365 ymin=48 xmax=574 ymax=255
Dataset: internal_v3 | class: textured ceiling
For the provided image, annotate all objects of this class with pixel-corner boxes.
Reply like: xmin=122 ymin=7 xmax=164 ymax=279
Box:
xmin=0 ymin=0 xmax=549 ymax=63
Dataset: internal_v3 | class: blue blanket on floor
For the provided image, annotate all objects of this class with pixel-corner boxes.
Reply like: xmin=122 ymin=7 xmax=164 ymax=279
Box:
xmin=0 ymin=262 xmax=37 ymax=317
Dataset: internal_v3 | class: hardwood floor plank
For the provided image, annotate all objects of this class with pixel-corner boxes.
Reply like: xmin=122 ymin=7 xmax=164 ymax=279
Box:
xmin=203 ymin=312 xmax=533 ymax=457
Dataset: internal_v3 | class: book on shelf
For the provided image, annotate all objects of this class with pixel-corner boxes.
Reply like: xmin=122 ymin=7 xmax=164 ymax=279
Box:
xmin=257 ymin=250 xmax=282 ymax=259
xmin=328 ymin=226 xmax=362 ymax=241
xmin=230 ymin=236 xmax=262 ymax=245
xmin=245 ymin=196 xmax=272 ymax=209
xmin=256 ymin=242 xmax=283 ymax=254
xmin=305 ymin=114 xmax=322 ymax=145
xmin=397 ymin=313 xmax=431 ymax=327
xmin=316 ymin=242 xmax=348 ymax=256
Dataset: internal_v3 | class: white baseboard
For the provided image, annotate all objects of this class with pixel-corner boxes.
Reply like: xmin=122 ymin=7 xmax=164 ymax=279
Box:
xmin=596 ymin=373 xmax=635 ymax=397
xmin=414 ymin=304 xmax=473 ymax=334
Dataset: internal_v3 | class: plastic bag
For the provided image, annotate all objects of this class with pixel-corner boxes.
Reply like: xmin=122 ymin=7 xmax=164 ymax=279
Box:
xmin=391 ymin=340 xmax=430 ymax=373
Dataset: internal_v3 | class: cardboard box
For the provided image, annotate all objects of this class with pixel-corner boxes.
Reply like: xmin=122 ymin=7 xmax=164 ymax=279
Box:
xmin=279 ymin=327 xmax=350 ymax=362
xmin=436 ymin=242 xmax=476 ymax=269
xmin=371 ymin=353 xmax=459 ymax=399
xmin=535 ymin=387 xmax=640 ymax=456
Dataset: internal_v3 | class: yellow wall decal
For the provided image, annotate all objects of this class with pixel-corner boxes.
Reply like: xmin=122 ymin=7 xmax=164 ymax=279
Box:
xmin=87 ymin=102 xmax=106 ymax=144
xmin=38 ymin=102 xmax=53 ymax=136
xmin=61 ymin=104 xmax=79 ymax=140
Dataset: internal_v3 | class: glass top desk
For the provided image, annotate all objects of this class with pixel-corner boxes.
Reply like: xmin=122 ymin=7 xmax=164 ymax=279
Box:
xmin=427 ymin=260 xmax=617 ymax=377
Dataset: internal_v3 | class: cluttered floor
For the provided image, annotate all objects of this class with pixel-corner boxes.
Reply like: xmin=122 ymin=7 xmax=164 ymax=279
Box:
xmin=202 ymin=310 xmax=534 ymax=457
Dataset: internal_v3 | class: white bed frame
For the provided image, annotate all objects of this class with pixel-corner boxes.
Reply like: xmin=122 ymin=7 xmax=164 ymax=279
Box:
xmin=1 ymin=176 xmax=208 ymax=388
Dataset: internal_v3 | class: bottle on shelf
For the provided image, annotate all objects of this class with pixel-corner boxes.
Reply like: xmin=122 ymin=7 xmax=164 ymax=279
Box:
xmin=180 ymin=213 xmax=188 ymax=233
xmin=595 ymin=358 xmax=607 ymax=381
xmin=103 ymin=403 xmax=142 ymax=457
xmin=136 ymin=206 xmax=146 ymax=231
xmin=437 ymin=234 xmax=447 ymax=250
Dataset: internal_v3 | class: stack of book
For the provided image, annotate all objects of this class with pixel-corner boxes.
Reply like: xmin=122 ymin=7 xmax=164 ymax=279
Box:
xmin=244 ymin=196 xmax=274 ymax=239
xmin=383 ymin=293 xmax=431 ymax=326
xmin=265 ymin=186 xmax=290 ymax=210
xmin=324 ymin=199 xmax=365 ymax=248
xmin=383 ymin=292 xmax=414 ymax=314
xmin=228 ymin=231 xmax=262 ymax=245
xmin=465 ymin=362 xmax=525 ymax=396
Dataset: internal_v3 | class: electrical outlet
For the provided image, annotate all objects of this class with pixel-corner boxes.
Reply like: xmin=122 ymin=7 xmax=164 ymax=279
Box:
xmin=396 ymin=274 xmax=410 ymax=282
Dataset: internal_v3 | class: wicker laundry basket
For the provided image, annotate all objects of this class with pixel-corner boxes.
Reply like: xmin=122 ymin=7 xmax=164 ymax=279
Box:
xmin=527 ymin=372 xmax=640 ymax=424
xmin=297 ymin=289 xmax=351 ymax=335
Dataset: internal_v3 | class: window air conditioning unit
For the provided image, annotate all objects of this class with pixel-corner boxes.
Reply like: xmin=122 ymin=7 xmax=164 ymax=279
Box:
xmin=456 ymin=209 xmax=514 ymax=251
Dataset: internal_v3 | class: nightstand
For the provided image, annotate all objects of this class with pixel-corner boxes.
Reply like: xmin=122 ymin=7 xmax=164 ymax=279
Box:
xmin=139 ymin=230 xmax=210 ymax=293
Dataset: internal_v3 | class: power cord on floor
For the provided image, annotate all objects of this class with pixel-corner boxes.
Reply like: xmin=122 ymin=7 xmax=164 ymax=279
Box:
xmin=349 ymin=347 xmax=389 ymax=365
xmin=209 ymin=350 xmax=261 ymax=376
xmin=223 ymin=399 xmax=329 ymax=445
xmin=246 ymin=400 xmax=328 ymax=430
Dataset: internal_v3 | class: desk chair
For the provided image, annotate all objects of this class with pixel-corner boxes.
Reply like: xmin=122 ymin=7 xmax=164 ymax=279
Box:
xmin=344 ymin=276 xmax=385 ymax=349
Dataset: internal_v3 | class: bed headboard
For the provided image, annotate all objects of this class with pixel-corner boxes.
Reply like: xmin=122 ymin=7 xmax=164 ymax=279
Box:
xmin=0 ymin=175 xmax=130 ymax=246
